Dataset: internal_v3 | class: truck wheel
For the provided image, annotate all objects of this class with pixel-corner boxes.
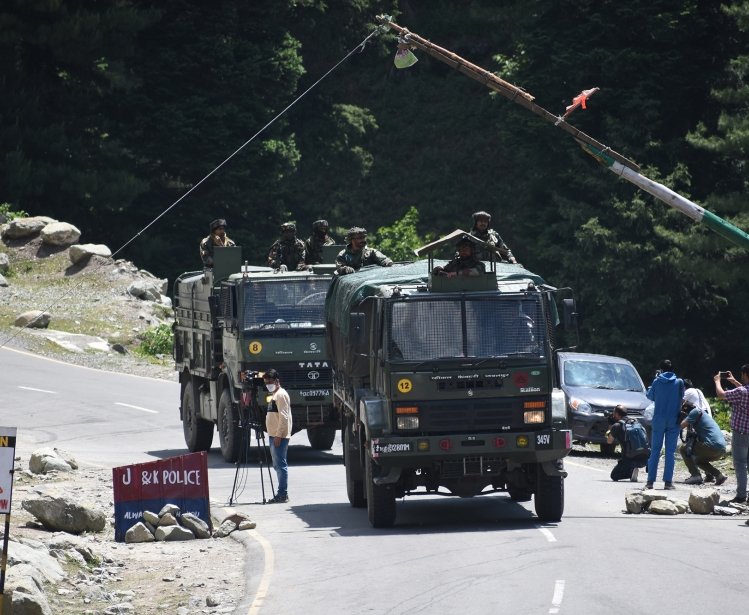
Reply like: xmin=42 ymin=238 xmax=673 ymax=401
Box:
xmin=366 ymin=453 xmax=396 ymax=528
xmin=217 ymin=389 xmax=242 ymax=463
xmin=182 ymin=383 xmax=214 ymax=453
xmin=307 ymin=426 xmax=336 ymax=450
xmin=344 ymin=421 xmax=365 ymax=508
xmin=534 ymin=465 xmax=564 ymax=522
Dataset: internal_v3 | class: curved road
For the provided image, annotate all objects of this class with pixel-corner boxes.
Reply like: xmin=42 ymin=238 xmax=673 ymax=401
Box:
xmin=2 ymin=346 xmax=746 ymax=614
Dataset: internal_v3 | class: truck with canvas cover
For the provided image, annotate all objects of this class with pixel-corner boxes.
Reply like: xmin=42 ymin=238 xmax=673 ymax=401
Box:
xmin=326 ymin=234 xmax=575 ymax=527
xmin=173 ymin=247 xmax=339 ymax=462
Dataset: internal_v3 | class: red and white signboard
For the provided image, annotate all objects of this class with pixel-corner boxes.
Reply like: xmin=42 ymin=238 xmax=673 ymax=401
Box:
xmin=0 ymin=427 xmax=17 ymax=514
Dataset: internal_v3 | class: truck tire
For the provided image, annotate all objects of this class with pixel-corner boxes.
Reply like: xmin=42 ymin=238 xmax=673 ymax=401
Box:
xmin=307 ymin=426 xmax=336 ymax=450
xmin=217 ymin=389 xmax=242 ymax=463
xmin=366 ymin=453 xmax=396 ymax=528
xmin=344 ymin=420 xmax=365 ymax=508
xmin=182 ymin=383 xmax=214 ymax=453
xmin=534 ymin=465 xmax=564 ymax=522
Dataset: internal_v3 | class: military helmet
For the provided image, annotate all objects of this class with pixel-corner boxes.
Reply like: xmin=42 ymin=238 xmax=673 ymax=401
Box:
xmin=312 ymin=219 xmax=329 ymax=233
xmin=456 ymin=234 xmax=474 ymax=249
xmin=280 ymin=222 xmax=296 ymax=233
xmin=209 ymin=218 xmax=227 ymax=232
xmin=472 ymin=211 xmax=491 ymax=223
xmin=346 ymin=226 xmax=367 ymax=241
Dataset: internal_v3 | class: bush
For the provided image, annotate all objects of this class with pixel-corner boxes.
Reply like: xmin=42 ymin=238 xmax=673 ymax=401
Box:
xmin=708 ymin=397 xmax=732 ymax=431
xmin=138 ymin=324 xmax=173 ymax=356
xmin=0 ymin=202 xmax=27 ymax=220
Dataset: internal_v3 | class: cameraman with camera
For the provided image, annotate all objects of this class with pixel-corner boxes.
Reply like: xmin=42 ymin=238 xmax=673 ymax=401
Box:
xmin=605 ymin=405 xmax=649 ymax=482
xmin=263 ymin=368 xmax=292 ymax=504
xmin=715 ymin=365 xmax=749 ymax=503
xmin=679 ymin=390 xmax=726 ymax=486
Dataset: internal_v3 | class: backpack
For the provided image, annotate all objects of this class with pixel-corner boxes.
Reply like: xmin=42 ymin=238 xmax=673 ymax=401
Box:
xmin=622 ymin=419 xmax=650 ymax=459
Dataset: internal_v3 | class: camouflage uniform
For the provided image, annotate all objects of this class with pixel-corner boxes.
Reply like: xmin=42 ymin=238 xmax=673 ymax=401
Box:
xmin=470 ymin=211 xmax=516 ymax=263
xmin=304 ymin=220 xmax=336 ymax=265
xmin=200 ymin=218 xmax=235 ymax=267
xmin=335 ymin=226 xmax=393 ymax=275
xmin=267 ymin=222 xmax=307 ymax=270
xmin=437 ymin=254 xmax=486 ymax=276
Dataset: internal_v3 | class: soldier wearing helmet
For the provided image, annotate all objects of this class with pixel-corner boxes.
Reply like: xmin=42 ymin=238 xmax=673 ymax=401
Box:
xmin=304 ymin=219 xmax=336 ymax=265
xmin=335 ymin=226 xmax=393 ymax=275
xmin=267 ymin=222 xmax=308 ymax=271
xmin=433 ymin=235 xmax=486 ymax=278
xmin=470 ymin=211 xmax=517 ymax=263
xmin=200 ymin=218 xmax=235 ymax=267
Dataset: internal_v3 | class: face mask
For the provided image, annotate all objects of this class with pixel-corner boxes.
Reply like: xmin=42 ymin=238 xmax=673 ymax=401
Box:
xmin=265 ymin=383 xmax=277 ymax=393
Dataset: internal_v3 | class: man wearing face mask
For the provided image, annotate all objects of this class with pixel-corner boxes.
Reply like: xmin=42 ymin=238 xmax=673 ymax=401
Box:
xmin=263 ymin=369 xmax=292 ymax=504
xmin=304 ymin=219 xmax=336 ymax=265
xmin=335 ymin=226 xmax=393 ymax=275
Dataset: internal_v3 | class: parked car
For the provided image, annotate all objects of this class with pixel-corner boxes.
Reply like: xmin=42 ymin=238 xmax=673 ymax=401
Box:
xmin=557 ymin=352 xmax=654 ymax=454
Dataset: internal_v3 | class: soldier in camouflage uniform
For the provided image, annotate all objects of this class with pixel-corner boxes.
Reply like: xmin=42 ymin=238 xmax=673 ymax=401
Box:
xmin=200 ymin=218 xmax=235 ymax=267
xmin=469 ymin=211 xmax=517 ymax=263
xmin=304 ymin=219 xmax=336 ymax=265
xmin=432 ymin=235 xmax=486 ymax=278
xmin=267 ymin=222 xmax=308 ymax=271
xmin=335 ymin=227 xmax=393 ymax=275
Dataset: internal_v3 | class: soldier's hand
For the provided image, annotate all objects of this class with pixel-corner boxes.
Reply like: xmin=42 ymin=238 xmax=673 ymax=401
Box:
xmin=278 ymin=264 xmax=288 ymax=273
xmin=341 ymin=266 xmax=355 ymax=274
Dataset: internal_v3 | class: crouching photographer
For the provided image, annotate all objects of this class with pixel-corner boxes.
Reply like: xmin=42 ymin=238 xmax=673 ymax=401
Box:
xmin=679 ymin=390 xmax=727 ymax=485
xmin=606 ymin=405 xmax=649 ymax=482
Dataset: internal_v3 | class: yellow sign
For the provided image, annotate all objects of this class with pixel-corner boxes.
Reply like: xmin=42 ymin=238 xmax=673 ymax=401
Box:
xmin=248 ymin=341 xmax=263 ymax=355
xmin=397 ymin=378 xmax=413 ymax=394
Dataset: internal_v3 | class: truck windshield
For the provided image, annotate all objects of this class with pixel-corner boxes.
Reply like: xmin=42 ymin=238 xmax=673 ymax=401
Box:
xmin=243 ymin=278 xmax=330 ymax=330
xmin=387 ymin=297 xmax=547 ymax=360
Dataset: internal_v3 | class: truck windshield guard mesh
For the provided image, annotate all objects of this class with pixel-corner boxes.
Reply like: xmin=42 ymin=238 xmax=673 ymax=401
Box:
xmin=563 ymin=360 xmax=643 ymax=391
xmin=243 ymin=279 xmax=330 ymax=330
xmin=388 ymin=297 xmax=547 ymax=360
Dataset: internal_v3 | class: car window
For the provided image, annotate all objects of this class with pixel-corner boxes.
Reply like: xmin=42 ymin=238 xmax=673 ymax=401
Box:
xmin=563 ymin=360 xmax=643 ymax=391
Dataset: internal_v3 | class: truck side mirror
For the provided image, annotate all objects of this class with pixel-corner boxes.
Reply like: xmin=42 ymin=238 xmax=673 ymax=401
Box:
xmin=562 ymin=298 xmax=577 ymax=330
xmin=350 ymin=312 xmax=368 ymax=355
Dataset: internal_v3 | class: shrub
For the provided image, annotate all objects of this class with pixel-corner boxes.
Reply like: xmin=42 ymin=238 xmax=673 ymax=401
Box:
xmin=708 ymin=397 xmax=732 ymax=431
xmin=138 ymin=324 xmax=173 ymax=356
xmin=0 ymin=202 xmax=27 ymax=220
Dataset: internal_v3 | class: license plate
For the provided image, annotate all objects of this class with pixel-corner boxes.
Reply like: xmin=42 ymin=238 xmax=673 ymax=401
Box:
xmin=371 ymin=439 xmax=413 ymax=457
xmin=535 ymin=431 xmax=553 ymax=449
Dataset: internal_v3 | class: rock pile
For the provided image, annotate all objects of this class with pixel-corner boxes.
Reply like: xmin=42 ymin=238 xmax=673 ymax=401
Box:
xmin=625 ymin=488 xmax=747 ymax=515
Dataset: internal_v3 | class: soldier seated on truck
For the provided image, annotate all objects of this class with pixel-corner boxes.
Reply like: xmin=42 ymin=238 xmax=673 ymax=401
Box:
xmin=199 ymin=218 xmax=235 ymax=267
xmin=335 ymin=227 xmax=393 ymax=275
xmin=267 ymin=222 xmax=308 ymax=272
xmin=432 ymin=235 xmax=486 ymax=278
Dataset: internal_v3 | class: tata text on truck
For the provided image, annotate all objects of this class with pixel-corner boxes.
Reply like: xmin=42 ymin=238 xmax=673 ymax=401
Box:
xmin=326 ymin=234 xmax=576 ymax=527
xmin=174 ymin=248 xmax=339 ymax=462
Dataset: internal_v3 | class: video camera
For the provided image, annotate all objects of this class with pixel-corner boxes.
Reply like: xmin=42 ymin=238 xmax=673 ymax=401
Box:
xmin=240 ymin=370 xmax=267 ymax=430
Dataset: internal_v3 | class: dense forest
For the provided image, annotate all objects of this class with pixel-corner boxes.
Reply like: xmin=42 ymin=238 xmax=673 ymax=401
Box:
xmin=1 ymin=0 xmax=748 ymax=385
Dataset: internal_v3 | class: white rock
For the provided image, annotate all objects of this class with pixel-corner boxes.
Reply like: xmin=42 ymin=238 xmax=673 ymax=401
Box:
xmin=40 ymin=221 xmax=81 ymax=246
xmin=69 ymin=243 xmax=112 ymax=265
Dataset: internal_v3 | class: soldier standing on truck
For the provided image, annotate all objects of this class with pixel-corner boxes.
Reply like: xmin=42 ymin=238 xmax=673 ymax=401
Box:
xmin=304 ymin=219 xmax=336 ymax=265
xmin=335 ymin=226 xmax=393 ymax=275
xmin=470 ymin=211 xmax=517 ymax=263
xmin=267 ymin=222 xmax=308 ymax=272
xmin=199 ymin=218 xmax=235 ymax=267
xmin=263 ymin=368 xmax=292 ymax=504
xmin=432 ymin=235 xmax=486 ymax=278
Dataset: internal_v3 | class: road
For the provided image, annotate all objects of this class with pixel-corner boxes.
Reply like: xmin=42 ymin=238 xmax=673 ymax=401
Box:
xmin=2 ymin=346 xmax=747 ymax=614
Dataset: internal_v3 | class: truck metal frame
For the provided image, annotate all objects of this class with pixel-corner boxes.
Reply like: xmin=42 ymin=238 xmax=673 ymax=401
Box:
xmin=173 ymin=248 xmax=340 ymax=462
xmin=326 ymin=257 xmax=574 ymax=527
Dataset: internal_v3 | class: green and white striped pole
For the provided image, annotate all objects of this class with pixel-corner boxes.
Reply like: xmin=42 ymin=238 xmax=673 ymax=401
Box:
xmin=578 ymin=142 xmax=749 ymax=251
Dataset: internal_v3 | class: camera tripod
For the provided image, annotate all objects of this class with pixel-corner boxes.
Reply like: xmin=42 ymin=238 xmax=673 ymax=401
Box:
xmin=228 ymin=385 xmax=276 ymax=505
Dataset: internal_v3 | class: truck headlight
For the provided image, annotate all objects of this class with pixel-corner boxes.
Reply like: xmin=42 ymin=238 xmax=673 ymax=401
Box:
xmin=397 ymin=416 xmax=419 ymax=430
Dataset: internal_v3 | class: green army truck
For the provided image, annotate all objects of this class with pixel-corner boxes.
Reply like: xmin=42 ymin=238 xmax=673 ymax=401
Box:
xmin=173 ymin=247 xmax=340 ymax=462
xmin=326 ymin=237 xmax=576 ymax=527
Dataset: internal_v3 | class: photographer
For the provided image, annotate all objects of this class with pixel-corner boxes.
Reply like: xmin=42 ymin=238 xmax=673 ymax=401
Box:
xmin=263 ymin=368 xmax=292 ymax=504
xmin=679 ymin=391 xmax=727 ymax=486
xmin=606 ymin=405 xmax=648 ymax=482
xmin=715 ymin=365 xmax=749 ymax=503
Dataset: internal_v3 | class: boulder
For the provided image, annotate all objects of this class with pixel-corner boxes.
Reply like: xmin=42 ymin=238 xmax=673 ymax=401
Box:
xmin=649 ymin=500 xmax=680 ymax=515
xmin=125 ymin=522 xmax=155 ymax=544
xmin=671 ymin=499 xmax=689 ymax=514
xmin=625 ymin=492 xmax=646 ymax=514
xmin=40 ymin=221 xmax=81 ymax=246
xmin=69 ymin=243 xmax=112 ymax=265
xmin=127 ymin=279 xmax=162 ymax=301
xmin=0 ymin=273 xmax=8 ymax=287
xmin=0 ymin=251 xmax=9 ymax=273
xmin=688 ymin=489 xmax=720 ymax=514
xmin=4 ymin=572 xmax=53 ymax=615
xmin=14 ymin=310 xmax=51 ymax=329
xmin=142 ymin=510 xmax=159 ymax=526
xmin=180 ymin=513 xmax=212 ymax=539
xmin=1 ymin=216 xmax=56 ymax=239
xmin=7 ymin=541 xmax=65 ymax=583
xmin=154 ymin=525 xmax=195 ymax=541
xmin=29 ymin=448 xmax=77 ymax=474
xmin=157 ymin=512 xmax=178 ymax=527
xmin=21 ymin=490 xmax=107 ymax=533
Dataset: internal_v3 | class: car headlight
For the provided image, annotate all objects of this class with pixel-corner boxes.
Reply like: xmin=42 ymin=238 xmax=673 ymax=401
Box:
xmin=642 ymin=402 xmax=654 ymax=421
xmin=569 ymin=398 xmax=592 ymax=415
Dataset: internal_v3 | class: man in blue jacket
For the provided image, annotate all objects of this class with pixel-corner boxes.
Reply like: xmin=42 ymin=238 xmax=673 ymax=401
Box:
xmin=645 ymin=359 xmax=685 ymax=490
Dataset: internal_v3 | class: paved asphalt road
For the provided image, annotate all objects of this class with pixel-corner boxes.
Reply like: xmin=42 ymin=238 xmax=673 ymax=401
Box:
xmin=2 ymin=346 xmax=747 ymax=614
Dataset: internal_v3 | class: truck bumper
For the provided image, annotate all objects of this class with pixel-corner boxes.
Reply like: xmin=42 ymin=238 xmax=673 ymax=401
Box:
xmin=370 ymin=429 xmax=572 ymax=467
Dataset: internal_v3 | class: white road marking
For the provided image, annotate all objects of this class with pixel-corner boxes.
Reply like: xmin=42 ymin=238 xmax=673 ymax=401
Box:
xmin=565 ymin=459 xmax=606 ymax=472
xmin=549 ymin=579 xmax=565 ymax=613
xmin=114 ymin=402 xmax=159 ymax=414
xmin=536 ymin=526 xmax=557 ymax=542
xmin=18 ymin=386 xmax=57 ymax=394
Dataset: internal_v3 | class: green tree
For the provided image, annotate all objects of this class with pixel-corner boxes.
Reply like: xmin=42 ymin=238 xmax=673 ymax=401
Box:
xmin=374 ymin=205 xmax=434 ymax=261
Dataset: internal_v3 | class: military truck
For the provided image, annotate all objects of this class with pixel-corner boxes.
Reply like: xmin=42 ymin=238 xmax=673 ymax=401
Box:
xmin=173 ymin=247 xmax=340 ymax=462
xmin=326 ymin=233 xmax=576 ymax=527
